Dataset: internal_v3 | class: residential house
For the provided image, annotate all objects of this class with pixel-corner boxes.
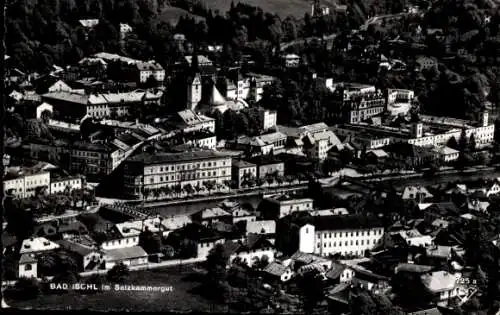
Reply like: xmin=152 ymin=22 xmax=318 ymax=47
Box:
xmin=3 ymin=165 xmax=51 ymax=198
xmin=57 ymin=238 xmax=103 ymax=271
xmin=281 ymin=54 xmax=300 ymax=68
xmin=326 ymin=283 xmax=353 ymax=314
xmin=423 ymin=202 xmax=461 ymax=223
xmin=245 ymin=220 xmax=276 ymax=243
xmin=402 ymin=186 xmax=434 ymax=202
xmin=261 ymin=109 xmax=277 ymax=130
xmin=191 ymin=207 xmax=232 ymax=227
xmin=385 ymin=143 xmax=438 ymax=167
xmin=351 ymin=266 xmax=390 ymax=293
xmin=249 ymin=156 xmax=285 ymax=179
xmin=174 ymin=223 xmax=225 ymax=259
xmin=261 ymin=195 xmax=314 ymax=219
xmin=18 ymin=254 xmax=38 ymax=278
xmin=227 ymin=132 xmax=287 ymax=157
xmin=420 ymin=271 xmax=460 ymax=306
xmin=103 ymin=245 xmax=149 ymax=270
xmin=366 ymin=149 xmax=389 ymax=163
xmin=303 ymin=130 xmax=342 ymax=161
xmin=263 ymin=262 xmax=294 ymax=283
xmin=167 ymin=109 xmax=216 ymax=134
xmin=432 ymin=146 xmax=459 ymax=163
xmin=20 ymin=237 xmax=60 ymax=254
xmin=232 ymin=160 xmax=257 ymax=188
xmin=416 ymin=56 xmax=438 ymax=71
xmin=231 ymin=208 xmax=257 ymax=224
xmin=70 ymin=141 xmax=126 ymax=178
xmin=325 ymin=263 xmax=355 ymax=286
xmin=50 ymin=174 xmax=83 ymax=194
xmin=224 ymin=235 xmax=276 ymax=267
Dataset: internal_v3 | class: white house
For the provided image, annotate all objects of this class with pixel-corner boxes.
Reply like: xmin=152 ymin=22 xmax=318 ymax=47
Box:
xmin=263 ymin=262 xmax=294 ymax=282
xmin=20 ymin=237 xmax=60 ymax=254
xmin=103 ymin=245 xmax=148 ymax=270
xmin=225 ymin=236 xmax=276 ymax=267
xmin=18 ymin=253 xmax=38 ymax=278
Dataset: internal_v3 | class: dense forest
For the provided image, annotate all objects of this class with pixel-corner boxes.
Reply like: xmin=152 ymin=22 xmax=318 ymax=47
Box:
xmin=6 ymin=0 xmax=500 ymax=123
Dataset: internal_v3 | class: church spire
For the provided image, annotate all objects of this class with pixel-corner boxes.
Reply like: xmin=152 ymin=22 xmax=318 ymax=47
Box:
xmin=191 ymin=44 xmax=199 ymax=73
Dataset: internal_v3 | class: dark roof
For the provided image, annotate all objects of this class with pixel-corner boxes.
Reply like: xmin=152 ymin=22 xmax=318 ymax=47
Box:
xmin=19 ymin=253 xmax=38 ymax=264
xmin=2 ymin=232 xmax=18 ymax=248
xmin=309 ymin=215 xmax=383 ymax=231
xmin=325 ymin=263 xmax=347 ymax=280
xmin=426 ymin=202 xmax=460 ymax=216
xmin=263 ymin=262 xmax=289 ymax=277
xmin=177 ymin=223 xmax=223 ymax=242
xmin=128 ymin=150 xmax=231 ymax=165
xmin=72 ymin=141 xmax=117 ymax=153
xmin=385 ymin=142 xmax=435 ymax=158
xmin=57 ymin=239 xmax=98 ymax=257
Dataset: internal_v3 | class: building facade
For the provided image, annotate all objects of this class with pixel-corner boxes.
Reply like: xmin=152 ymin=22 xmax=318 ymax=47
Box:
xmin=123 ymin=150 xmax=232 ymax=198
xmin=299 ymin=216 xmax=385 ymax=258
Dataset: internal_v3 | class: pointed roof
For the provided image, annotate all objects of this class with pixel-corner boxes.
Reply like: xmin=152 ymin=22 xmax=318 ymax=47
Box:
xmin=211 ymin=85 xmax=226 ymax=106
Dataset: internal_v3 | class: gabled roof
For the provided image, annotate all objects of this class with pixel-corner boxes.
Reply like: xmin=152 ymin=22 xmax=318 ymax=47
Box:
xmin=57 ymin=239 xmax=99 ymax=257
xmin=325 ymin=263 xmax=348 ymax=280
xmin=264 ymin=262 xmax=290 ymax=277
xmin=246 ymin=220 xmax=276 ymax=235
xmin=19 ymin=253 xmax=38 ymax=264
xmin=308 ymin=215 xmax=383 ymax=231
xmin=104 ymin=245 xmax=148 ymax=261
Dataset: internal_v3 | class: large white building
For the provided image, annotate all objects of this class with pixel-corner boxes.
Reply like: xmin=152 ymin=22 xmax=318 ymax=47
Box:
xmin=299 ymin=215 xmax=385 ymax=258
xmin=333 ymin=110 xmax=494 ymax=150
xmin=123 ymin=150 xmax=232 ymax=198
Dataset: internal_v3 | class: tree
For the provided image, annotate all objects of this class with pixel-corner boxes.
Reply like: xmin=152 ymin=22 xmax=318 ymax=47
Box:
xmin=107 ymin=262 xmax=130 ymax=283
xmin=297 ymin=269 xmax=325 ymax=313
xmin=139 ymin=229 xmax=161 ymax=254
xmin=204 ymin=244 xmax=230 ymax=300
xmin=11 ymin=277 xmax=41 ymax=300
xmin=469 ymin=133 xmax=477 ymax=152
xmin=203 ymin=180 xmax=216 ymax=195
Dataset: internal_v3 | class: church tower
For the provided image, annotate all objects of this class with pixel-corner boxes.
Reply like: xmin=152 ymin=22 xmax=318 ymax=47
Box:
xmin=186 ymin=46 xmax=202 ymax=110
xmin=187 ymin=73 xmax=202 ymax=111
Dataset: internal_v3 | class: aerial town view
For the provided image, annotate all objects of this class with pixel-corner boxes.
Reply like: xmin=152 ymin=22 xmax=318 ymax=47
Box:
xmin=3 ymin=0 xmax=500 ymax=314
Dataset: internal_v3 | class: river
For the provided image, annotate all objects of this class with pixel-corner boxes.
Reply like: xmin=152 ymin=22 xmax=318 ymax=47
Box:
xmin=148 ymin=170 xmax=500 ymax=217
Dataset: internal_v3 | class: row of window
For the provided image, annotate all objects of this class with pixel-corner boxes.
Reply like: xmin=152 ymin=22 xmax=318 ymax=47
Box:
xmin=148 ymin=170 xmax=226 ymax=183
xmin=147 ymin=161 xmax=229 ymax=174
xmin=317 ymin=238 xmax=380 ymax=248
xmin=319 ymin=229 xmax=383 ymax=239
xmin=106 ymin=237 xmax=138 ymax=246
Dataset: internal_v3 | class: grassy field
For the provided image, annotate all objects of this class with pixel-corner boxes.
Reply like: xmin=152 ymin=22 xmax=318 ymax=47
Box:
xmin=201 ymin=0 xmax=313 ymax=18
xmin=6 ymin=268 xmax=227 ymax=312
xmin=159 ymin=6 xmax=206 ymax=25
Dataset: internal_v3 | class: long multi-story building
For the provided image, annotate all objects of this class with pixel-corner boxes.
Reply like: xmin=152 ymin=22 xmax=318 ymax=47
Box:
xmin=299 ymin=215 xmax=385 ymax=258
xmin=333 ymin=110 xmax=494 ymax=150
xmin=122 ymin=150 xmax=232 ymax=198
xmin=42 ymin=90 xmax=162 ymax=121
xmin=3 ymin=166 xmax=51 ymax=198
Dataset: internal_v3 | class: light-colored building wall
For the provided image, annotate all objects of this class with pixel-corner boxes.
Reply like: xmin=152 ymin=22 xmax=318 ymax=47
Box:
xmin=300 ymin=224 xmax=385 ymax=257
xmin=105 ymin=256 xmax=148 ymax=270
xmin=19 ymin=261 xmax=37 ymax=278
xmin=50 ymin=177 xmax=83 ymax=194
xmin=100 ymin=236 xmax=139 ymax=251
xmin=198 ymin=239 xmax=225 ymax=260
xmin=230 ymin=248 xmax=275 ymax=267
